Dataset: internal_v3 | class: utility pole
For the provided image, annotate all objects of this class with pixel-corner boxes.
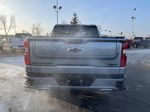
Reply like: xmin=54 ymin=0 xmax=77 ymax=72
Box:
xmin=53 ymin=0 xmax=62 ymax=24
xmin=131 ymin=8 xmax=136 ymax=39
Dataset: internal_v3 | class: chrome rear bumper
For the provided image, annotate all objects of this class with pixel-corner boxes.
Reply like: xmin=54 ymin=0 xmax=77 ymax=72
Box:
xmin=25 ymin=65 xmax=126 ymax=92
xmin=24 ymin=77 xmax=126 ymax=92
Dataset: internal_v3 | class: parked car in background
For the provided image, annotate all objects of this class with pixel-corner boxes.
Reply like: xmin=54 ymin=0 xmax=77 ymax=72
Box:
xmin=125 ymin=39 xmax=133 ymax=48
xmin=10 ymin=33 xmax=32 ymax=50
xmin=133 ymin=37 xmax=144 ymax=48
xmin=24 ymin=24 xmax=128 ymax=92
xmin=145 ymin=37 xmax=150 ymax=40
xmin=141 ymin=37 xmax=150 ymax=48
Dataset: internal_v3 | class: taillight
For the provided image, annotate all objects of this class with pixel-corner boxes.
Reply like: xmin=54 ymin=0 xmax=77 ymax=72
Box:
xmin=121 ymin=42 xmax=128 ymax=67
xmin=24 ymin=38 xmax=29 ymax=48
xmin=24 ymin=39 xmax=30 ymax=65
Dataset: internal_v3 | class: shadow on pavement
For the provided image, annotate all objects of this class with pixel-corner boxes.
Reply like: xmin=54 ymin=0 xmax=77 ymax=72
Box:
xmin=48 ymin=90 xmax=114 ymax=112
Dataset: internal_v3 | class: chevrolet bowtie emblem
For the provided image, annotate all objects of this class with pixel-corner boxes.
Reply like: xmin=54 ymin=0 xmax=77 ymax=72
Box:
xmin=67 ymin=48 xmax=82 ymax=53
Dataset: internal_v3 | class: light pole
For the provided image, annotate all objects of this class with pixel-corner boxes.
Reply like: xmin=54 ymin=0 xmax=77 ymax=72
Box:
xmin=131 ymin=8 xmax=136 ymax=39
xmin=119 ymin=32 xmax=123 ymax=36
xmin=53 ymin=0 xmax=62 ymax=24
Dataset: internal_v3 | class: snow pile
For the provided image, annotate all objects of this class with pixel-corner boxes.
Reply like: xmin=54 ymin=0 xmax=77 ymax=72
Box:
xmin=0 ymin=56 xmax=24 ymax=67
xmin=127 ymin=49 xmax=150 ymax=65
xmin=0 ymin=103 xmax=10 ymax=112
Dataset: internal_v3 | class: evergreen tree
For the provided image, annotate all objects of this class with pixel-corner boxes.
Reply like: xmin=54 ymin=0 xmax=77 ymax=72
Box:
xmin=70 ymin=12 xmax=80 ymax=25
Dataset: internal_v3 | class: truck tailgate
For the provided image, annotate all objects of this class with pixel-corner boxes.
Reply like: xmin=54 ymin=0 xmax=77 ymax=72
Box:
xmin=29 ymin=37 xmax=122 ymax=67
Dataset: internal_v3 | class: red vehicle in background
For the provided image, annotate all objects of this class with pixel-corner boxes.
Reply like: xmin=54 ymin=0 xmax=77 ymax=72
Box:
xmin=125 ymin=39 xmax=133 ymax=48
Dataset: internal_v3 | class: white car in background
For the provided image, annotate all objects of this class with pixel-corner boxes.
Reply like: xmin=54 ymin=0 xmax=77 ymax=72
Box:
xmin=10 ymin=33 xmax=32 ymax=50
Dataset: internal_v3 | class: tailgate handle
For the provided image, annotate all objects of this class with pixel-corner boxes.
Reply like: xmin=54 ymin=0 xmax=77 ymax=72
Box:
xmin=67 ymin=48 xmax=82 ymax=53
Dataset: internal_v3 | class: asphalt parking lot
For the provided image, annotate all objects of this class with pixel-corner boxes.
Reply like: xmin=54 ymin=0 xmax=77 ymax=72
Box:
xmin=0 ymin=49 xmax=150 ymax=112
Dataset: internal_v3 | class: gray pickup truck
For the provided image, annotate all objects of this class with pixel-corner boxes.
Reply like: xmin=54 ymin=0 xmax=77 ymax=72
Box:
xmin=24 ymin=24 xmax=128 ymax=92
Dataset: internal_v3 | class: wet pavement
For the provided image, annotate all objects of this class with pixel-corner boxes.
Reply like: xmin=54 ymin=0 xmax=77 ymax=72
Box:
xmin=0 ymin=49 xmax=150 ymax=112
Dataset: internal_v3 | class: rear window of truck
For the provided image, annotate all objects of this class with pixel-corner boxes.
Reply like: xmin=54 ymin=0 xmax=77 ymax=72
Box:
xmin=51 ymin=25 xmax=99 ymax=38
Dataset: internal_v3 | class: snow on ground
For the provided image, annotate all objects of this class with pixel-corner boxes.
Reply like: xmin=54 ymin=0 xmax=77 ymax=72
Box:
xmin=0 ymin=63 xmax=80 ymax=112
xmin=0 ymin=56 xmax=24 ymax=67
xmin=0 ymin=103 xmax=9 ymax=112
xmin=127 ymin=49 xmax=150 ymax=54
xmin=127 ymin=49 xmax=150 ymax=65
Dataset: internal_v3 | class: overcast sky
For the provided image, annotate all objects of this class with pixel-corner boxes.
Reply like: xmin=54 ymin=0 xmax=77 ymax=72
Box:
xmin=0 ymin=0 xmax=150 ymax=37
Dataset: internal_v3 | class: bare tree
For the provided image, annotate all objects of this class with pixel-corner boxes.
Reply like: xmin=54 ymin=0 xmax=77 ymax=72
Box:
xmin=61 ymin=20 xmax=67 ymax=24
xmin=0 ymin=15 xmax=16 ymax=37
xmin=0 ymin=15 xmax=15 ymax=49
xmin=46 ymin=32 xmax=51 ymax=37
xmin=31 ymin=23 xmax=43 ymax=36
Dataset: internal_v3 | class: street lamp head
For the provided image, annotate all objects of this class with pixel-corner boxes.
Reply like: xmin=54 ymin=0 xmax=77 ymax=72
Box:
xmin=53 ymin=5 xmax=57 ymax=9
xmin=133 ymin=8 xmax=136 ymax=11
xmin=131 ymin=16 xmax=136 ymax=20
xmin=131 ymin=16 xmax=134 ymax=19
xmin=59 ymin=6 xmax=62 ymax=10
xmin=52 ymin=0 xmax=62 ymax=24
